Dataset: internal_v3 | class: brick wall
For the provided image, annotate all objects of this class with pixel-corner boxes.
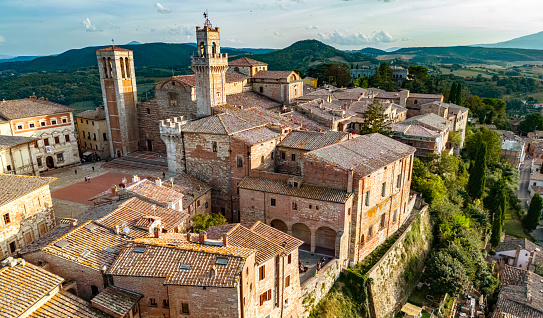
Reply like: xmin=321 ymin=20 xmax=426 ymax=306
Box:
xmin=275 ymin=147 xmax=306 ymax=175
xmin=112 ymin=276 xmax=170 ymax=317
xmin=300 ymin=259 xmax=342 ymax=318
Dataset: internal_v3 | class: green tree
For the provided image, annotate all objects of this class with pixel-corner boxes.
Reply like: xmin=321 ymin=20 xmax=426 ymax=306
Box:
xmin=438 ymin=152 xmax=459 ymax=177
xmin=414 ymin=173 xmax=447 ymax=204
xmin=324 ymin=64 xmax=351 ymax=87
xmin=426 ymin=250 xmax=470 ymax=296
xmin=359 ymin=100 xmax=392 ymax=136
xmin=490 ymin=210 xmax=503 ymax=246
xmin=191 ymin=213 xmax=227 ymax=233
xmin=455 ymin=83 xmax=462 ymax=105
xmin=464 ymin=127 xmax=501 ymax=166
xmin=447 ymin=83 xmax=457 ymax=103
xmin=467 ymin=143 xmax=487 ymax=200
xmin=369 ymin=62 xmax=395 ymax=91
xmin=484 ymin=178 xmax=508 ymax=221
xmin=518 ymin=113 xmax=543 ymax=135
xmin=525 ymin=194 xmax=543 ymax=231
xmin=353 ymin=76 xmax=369 ymax=88
xmin=293 ymin=69 xmax=305 ymax=79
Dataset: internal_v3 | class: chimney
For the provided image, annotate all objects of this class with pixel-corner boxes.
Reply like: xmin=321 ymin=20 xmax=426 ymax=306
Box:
xmin=115 ymin=225 xmax=120 ymax=235
xmin=210 ymin=265 xmax=217 ymax=277
xmin=111 ymin=185 xmax=118 ymax=196
xmin=155 ymin=178 xmax=162 ymax=187
xmin=199 ymin=231 xmax=207 ymax=244
xmin=153 ymin=226 xmax=160 ymax=238
xmin=132 ymin=175 xmax=140 ymax=183
xmin=223 ymin=233 xmax=228 ymax=247
xmin=168 ymin=201 xmax=174 ymax=209
xmin=186 ymin=232 xmax=192 ymax=242
xmin=70 ymin=219 xmax=78 ymax=227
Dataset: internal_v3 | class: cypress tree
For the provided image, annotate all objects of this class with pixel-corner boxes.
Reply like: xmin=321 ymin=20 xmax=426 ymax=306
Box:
xmin=455 ymin=83 xmax=462 ymax=105
xmin=448 ymin=83 xmax=457 ymax=103
xmin=490 ymin=207 xmax=503 ymax=246
xmin=525 ymin=194 xmax=543 ymax=231
xmin=467 ymin=143 xmax=487 ymax=200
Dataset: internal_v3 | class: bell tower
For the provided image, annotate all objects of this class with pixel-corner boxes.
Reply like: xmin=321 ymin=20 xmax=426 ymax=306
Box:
xmin=96 ymin=46 xmax=139 ymax=157
xmin=191 ymin=15 xmax=228 ymax=118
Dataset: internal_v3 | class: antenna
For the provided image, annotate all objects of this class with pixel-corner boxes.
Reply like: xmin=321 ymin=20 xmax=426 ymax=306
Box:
xmin=111 ymin=38 xmax=115 ymax=48
xmin=203 ymin=9 xmax=212 ymax=28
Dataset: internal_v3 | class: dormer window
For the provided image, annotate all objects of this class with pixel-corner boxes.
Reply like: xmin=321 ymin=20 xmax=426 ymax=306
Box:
xmin=50 ymin=119 xmax=57 ymax=125
xmin=16 ymin=124 xmax=23 ymax=130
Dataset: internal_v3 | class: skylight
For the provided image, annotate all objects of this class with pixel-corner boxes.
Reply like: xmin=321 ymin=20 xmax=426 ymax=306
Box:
xmin=133 ymin=245 xmax=147 ymax=253
xmin=179 ymin=264 xmax=191 ymax=270
xmin=81 ymin=250 xmax=91 ymax=257
xmin=216 ymin=257 xmax=228 ymax=265
xmin=54 ymin=239 xmax=69 ymax=248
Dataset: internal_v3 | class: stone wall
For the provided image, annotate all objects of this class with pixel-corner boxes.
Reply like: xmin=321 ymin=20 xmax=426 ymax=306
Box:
xmin=366 ymin=205 xmax=432 ymax=318
xmin=300 ymin=259 xmax=342 ymax=318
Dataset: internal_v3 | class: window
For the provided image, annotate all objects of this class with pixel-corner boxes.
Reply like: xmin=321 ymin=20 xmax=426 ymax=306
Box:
xmin=84 ymin=142 xmax=87 ymax=147
xmin=40 ymin=121 xmax=46 ymax=126
xmin=29 ymin=123 xmax=35 ymax=128
xmin=212 ymin=141 xmax=217 ymax=152
xmin=393 ymin=209 xmax=398 ymax=223
xmin=380 ymin=214 xmax=386 ymax=229
xmin=360 ymin=234 xmax=365 ymax=246
xmin=291 ymin=153 xmax=296 ymax=161
xmin=348 ymin=207 xmax=351 ymax=215
xmin=54 ymin=136 xmax=60 ymax=144
xmin=197 ymin=200 xmax=201 ymax=207
xmin=397 ymin=174 xmax=402 ymax=188
xmin=80 ymin=119 xmax=83 ymax=123
xmin=260 ymin=290 xmax=272 ymax=305
xmin=259 ymin=265 xmax=266 ymax=281
xmin=287 ymin=253 xmax=292 ymax=264
xmin=316 ymin=205 xmax=319 ymax=210
xmin=91 ymin=121 xmax=94 ymax=125
xmin=271 ymin=198 xmax=276 ymax=206
xmin=91 ymin=285 xmax=99 ymax=297
xmin=6 ymin=165 xmax=11 ymax=171
xmin=33 ymin=140 xmax=38 ymax=148
xmin=237 ymin=157 xmax=243 ymax=168
xmin=62 ymin=118 xmax=67 ymax=123
xmin=147 ymin=108 xmax=151 ymax=114
xmin=181 ymin=303 xmax=190 ymax=314
xmin=309 ymin=204 xmax=312 ymax=209
xmin=271 ymin=152 xmax=274 ymax=159
xmin=285 ymin=275 xmax=291 ymax=287
xmin=93 ymin=133 xmax=96 ymax=141
xmin=17 ymin=124 xmax=23 ymax=130
xmin=86 ymin=120 xmax=89 ymax=124
xmin=103 ymin=133 xmax=107 ymax=141
xmin=37 ymin=158 xmax=42 ymax=167
xmin=3 ymin=213 xmax=10 ymax=225
xmin=57 ymin=153 xmax=64 ymax=162
xmin=261 ymin=156 xmax=264 ymax=164
xmin=51 ymin=120 xmax=56 ymax=125
xmin=381 ymin=182 xmax=386 ymax=197
xmin=65 ymin=135 xmax=70 ymax=142
xmin=368 ymin=225 xmax=373 ymax=238
xmin=169 ymin=92 xmax=178 ymax=106
xmin=365 ymin=190 xmax=370 ymax=206
xmin=281 ymin=152 xmax=286 ymax=160
xmin=259 ymin=87 xmax=263 ymax=93
xmin=43 ymin=138 xmax=49 ymax=146
xmin=149 ymin=298 xmax=157 ymax=307
xmin=87 ymin=132 xmax=91 ymax=139
xmin=292 ymin=202 xmax=297 ymax=210
xmin=163 ymin=299 xmax=169 ymax=308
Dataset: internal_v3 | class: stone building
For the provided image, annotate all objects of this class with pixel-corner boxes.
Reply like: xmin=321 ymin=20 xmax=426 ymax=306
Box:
xmin=391 ymin=123 xmax=446 ymax=157
xmin=228 ymin=57 xmax=268 ymax=77
xmin=238 ymin=133 xmax=416 ymax=267
xmin=492 ymin=265 xmax=543 ymax=317
xmin=76 ymin=107 xmax=110 ymax=159
xmin=0 ymin=257 xmax=115 ymax=318
xmin=251 ymin=71 xmax=303 ymax=104
xmin=0 ymin=135 xmax=40 ymax=175
xmin=96 ymin=46 xmax=139 ymax=158
xmin=0 ymin=97 xmax=80 ymax=171
xmin=0 ymin=174 xmax=56 ymax=258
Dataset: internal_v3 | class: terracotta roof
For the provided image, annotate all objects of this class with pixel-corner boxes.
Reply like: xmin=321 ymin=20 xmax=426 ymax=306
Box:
xmin=0 ymin=98 xmax=73 ymax=120
xmin=30 ymin=290 xmax=112 ymax=318
xmin=36 ymin=221 xmax=130 ymax=270
xmin=20 ymin=226 xmax=73 ymax=254
xmin=162 ymin=174 xmax=211 ymax=209
xmin=409 ymin=93 xmax=443 ymax=99
xmin=375 ymin=91 xmax=400 ymax=100
xmin=90 ymin=287 xmax=141 ymax=317
xmin=492 ymin=265 xmax=543 ymax=318
xmin=97 ymin=46 xmax=131 ymax=52
xmin=332 ymin=91 xmax=363 ymax=101
xmin=169 ymin=73 xmax=247 ymax=88
xmin=495 ymin=238 xmax=540 ymax=253
xmin=530 ymin=173 xmax=543 ymax=182
xmin=232 ymin=127 xmax=280 ymax=145
xmin=77 ymin=108 xmax=107 ymax=121
xmin=0 ymin=135 xmax=36 ymax=150
xmin=531 ymin=185 xmax=543 ymax=196
xmin=226 ymin=91 xmax=281 ymax=110
xmin=172 ymin=75 xmax=196 ymax=87
xmin=108 ymin=240 xmax=254 ymax=288
xmin=281 ymin=111 xmax=330 ymax=132
xmin=278 ymin=130 xmax=348 ymax=151
xmin=305 ymin=133 xmax=416 ymax=177
xmin=239 ymin=176 xmax=353 ymax=203
xmin=392 ymin=123 xmax=440 ymax=138
xmin=0 ymin=259 xmax=64 ymax=318
xmin=250 ymin=221 xmax=303 ymax=254
xmin=0 ymin=174 xmax=56 ymax=207
xmin=225 ymin=224 xmax=284 ymax=265
xmin=229 ymin=57 xmax=268 ymax=67
xmin=96 ymin=197 xmax=189 ymax=234
xmin=125 ymin=179 xmax=184 ymax=206
xmin=225 ymin=72 xmax=249 ymax=83
xmin=402 ymin=113 xmax=451 ymax=132
xmin=253 ymin=71 xmax=296 ymax=80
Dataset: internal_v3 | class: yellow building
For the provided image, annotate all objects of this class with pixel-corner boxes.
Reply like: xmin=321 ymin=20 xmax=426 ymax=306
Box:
xmin=0 ymin=135 xmax=40 ymax=175
xmin=303 ymin=76 xmax=318 ymax=88
xmin=76 ymin=107 xmax=110 ymax=159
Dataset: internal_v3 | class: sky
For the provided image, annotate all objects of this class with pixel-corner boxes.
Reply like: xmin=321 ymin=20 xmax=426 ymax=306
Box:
xmin=0 ymin=0 xmax=542 ymax=56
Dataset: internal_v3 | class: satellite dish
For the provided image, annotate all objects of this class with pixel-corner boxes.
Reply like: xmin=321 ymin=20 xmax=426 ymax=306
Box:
xmin=123 ymin=227 xmax=130 ymax=234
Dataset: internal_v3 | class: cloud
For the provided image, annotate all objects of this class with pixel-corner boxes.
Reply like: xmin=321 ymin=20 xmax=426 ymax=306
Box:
xmin=306 ymin=25 xmax=319 ymax=30
xmin=82 ymin=18 xmax=101 ymax=32
xmin=0 ymin=35 xmax=5 ymax=43
xmin=273 ymin=31 xmax=281 ymax=37
xmin=319 ymin=30 xmax=395 ymax=45
xmin=155 ymin=3 xmax=172 ymax=14
xmin=150 ymin=25 xmax=192 ymax=36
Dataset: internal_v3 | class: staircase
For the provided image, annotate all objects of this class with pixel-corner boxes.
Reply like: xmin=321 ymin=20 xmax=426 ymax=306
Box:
xmin=102 ymin=151 xmax=168 ymax=171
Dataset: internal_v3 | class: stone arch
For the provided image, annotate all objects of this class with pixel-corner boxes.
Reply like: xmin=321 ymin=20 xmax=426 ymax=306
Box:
xmin=315 ymin=226 xmax=336 ymax=257
xmin=292 ymin=223 xmax=311 ymax=251
xmin=212 ymin=42 xmax=217 ymax=55
xmin=271 ymin=219 xmax=288 ymax=233
xmin=199 ymin=42 xmax=205 ymax=57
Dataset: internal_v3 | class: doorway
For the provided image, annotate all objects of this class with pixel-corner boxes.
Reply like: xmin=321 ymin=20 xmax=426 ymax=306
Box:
xmin=147 ymin=140 xmax=153 ymax=152
xmin=9 ymin=241 xmax=16 ymax=254
xmin=46 ymin=156 xmax=54 ymax=168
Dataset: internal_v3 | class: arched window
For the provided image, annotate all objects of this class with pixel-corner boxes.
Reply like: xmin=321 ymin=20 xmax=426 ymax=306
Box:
xmin=212 ymin=42 xmax=217 ymax=55
xmin=102 ymin=58 xmax=108 ymax=78
xmin=237 ymin=157 xmax=243 ymax=168
xmin=199 ymin=42 xmax=205 ymax=57
xmin=91 ymin=285 xmax=99 ymax=297
xmin=125 ymin=58 xmax=130 ymax=77
xmin=107 ymin=58 xmax=113 ymax=78
xmin=119 ymin=57 xmax=126 ymax=78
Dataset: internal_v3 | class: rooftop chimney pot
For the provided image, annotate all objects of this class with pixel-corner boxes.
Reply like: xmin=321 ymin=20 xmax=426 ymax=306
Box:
xmin=199 ymin=231 xmax=207 ymax=244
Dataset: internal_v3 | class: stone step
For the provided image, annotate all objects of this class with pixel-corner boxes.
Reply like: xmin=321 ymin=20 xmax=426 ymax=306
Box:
xmin=120 ymin=155 xmax=168 ymax=167
xmin=104 ymin=159 xmax=167 ymax=171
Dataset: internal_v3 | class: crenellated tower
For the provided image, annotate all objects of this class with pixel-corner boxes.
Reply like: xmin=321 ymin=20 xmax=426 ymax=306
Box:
xmin=191 ymin=19 xmax=228 ymax=118
xmin=96 ymin=47 xmax=139 ymax=158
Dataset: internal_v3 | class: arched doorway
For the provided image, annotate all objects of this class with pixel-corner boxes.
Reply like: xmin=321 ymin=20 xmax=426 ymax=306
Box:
xmin=271 ymin=219 xmax=288 ymax=233
xmin=46 ymin=156 xmax=54 ymax=168
xmin=292 ymin=223 xmax=311 ymax=251
xmin=315 ymin=226 xmax=336 ymax=257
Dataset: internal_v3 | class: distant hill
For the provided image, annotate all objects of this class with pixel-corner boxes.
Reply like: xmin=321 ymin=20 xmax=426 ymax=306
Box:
xmin=356 ymin=48 xmax=388 ymax=56
xmin=0 ymin=43 xmax=248 ymax=72
xmin=182 ymin=43 xmax=276 ymax=54
xmin=473 ymin=31 xmax=543 ymax=50
xmin=238 ymin=39 xmax=377 ymax=71
xmin=126 ymin=41 xmax=142 ymax=45
xmin=0 ymin=56 xmax=40 ymax=64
